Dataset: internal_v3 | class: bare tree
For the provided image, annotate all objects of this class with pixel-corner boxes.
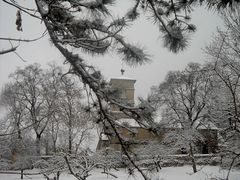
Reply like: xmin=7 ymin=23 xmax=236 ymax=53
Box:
xmin=205 ymin=6 xmax=240 ymax=131
xmin=0 ymin=83 xmax=27 ymax=140
xmin=41 ymin=64 xmax=63 ymax=154
xmin=57 ymin=75 xmax=91 ymax=154
xmin=204 ymin=7 xmax=240 ymax=178
xmin=149 ymin=63 xmax=214 ymax=173
xmin=8 ymin=64 xmax=48 ymax=156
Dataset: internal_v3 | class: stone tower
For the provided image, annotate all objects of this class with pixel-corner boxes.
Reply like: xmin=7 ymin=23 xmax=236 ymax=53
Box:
xmin=110 ymin=75 xmax=136 ymax=114
xmin=96 ymin=74 xmax=138 ymax=151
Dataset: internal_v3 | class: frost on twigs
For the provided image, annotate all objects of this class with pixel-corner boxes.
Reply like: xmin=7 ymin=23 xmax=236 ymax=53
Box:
xmin=117 ymin=44 xmax=151 ymax=66
xmin=34 ymin=155 xmax=65 ymax=178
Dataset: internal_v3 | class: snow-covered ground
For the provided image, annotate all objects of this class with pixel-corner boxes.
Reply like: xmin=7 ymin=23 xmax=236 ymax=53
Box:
xmin=1 ymin=166 xmax=239 ymax=180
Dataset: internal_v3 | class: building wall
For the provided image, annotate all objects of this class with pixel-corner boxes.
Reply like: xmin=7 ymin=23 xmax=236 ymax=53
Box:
xmin=110 ymin=78 xmax=136 ymax=110
xmin=97 ymin=127 xmax=218 ymax=154
xmin=97 ymin=77 xmax=218 ymax=154
xmin=97 ymin=127 xmax=165 ymax=152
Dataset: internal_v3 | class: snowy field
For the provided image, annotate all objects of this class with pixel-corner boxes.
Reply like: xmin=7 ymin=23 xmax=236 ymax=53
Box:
xmin=1 ymin=166 xmax=240 ymax=180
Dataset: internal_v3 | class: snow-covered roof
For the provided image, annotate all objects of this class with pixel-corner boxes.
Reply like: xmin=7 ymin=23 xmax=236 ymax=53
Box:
xmin=155 ymin=118 xmax=218 ymax=130
xmin=110 ymin=76 xmax=136 ymax=81
xmin=116 ymin=118 xmax=141 ymax=128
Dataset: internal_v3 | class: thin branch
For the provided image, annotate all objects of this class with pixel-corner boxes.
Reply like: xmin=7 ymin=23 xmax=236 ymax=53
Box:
xmin=13 ymin=51 xmax=27 ymax=62
xmin=0 ymin=122 xmax=34 ymax=136
xmin=3 ymin=0 xmax=42 ymax=20
xmin=0 ymin=31 xmax=48 ymax=43
xmin=0 ymin=45 xmax=18 ymax=55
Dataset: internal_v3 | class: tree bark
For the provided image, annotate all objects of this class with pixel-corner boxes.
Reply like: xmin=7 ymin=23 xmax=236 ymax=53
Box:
xmin=53 ymin=139 xmax=57 ymax=153
xmin=68 ymin=117 xmax=72 ymax=154
xmin=36 ymin=134 xmax=41 ymax=156
xmin=20 ymin=169 xmax=23 ymax=179
xmin=189 ymin=143 xmax=197 ymax=173
xmin=68 ymin=132 xmax=72 ymax=154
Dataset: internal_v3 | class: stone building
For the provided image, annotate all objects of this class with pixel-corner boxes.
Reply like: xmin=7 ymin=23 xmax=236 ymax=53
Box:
xmin=96 ymin=75 xmax=218 ymax=154
xmin=109 ymin=77 xmax=136 ymax=116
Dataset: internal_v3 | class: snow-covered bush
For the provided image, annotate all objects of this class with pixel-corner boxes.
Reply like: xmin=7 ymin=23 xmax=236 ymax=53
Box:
xmin=34 ymin=155 xmax=66 ymax=180
xmin=94 ymin=148 xmax=124 ymax=169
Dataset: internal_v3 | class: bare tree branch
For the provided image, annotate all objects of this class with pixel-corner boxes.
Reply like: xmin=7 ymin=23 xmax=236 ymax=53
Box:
xmin=0 ymin=45 xmax=18 ymax=55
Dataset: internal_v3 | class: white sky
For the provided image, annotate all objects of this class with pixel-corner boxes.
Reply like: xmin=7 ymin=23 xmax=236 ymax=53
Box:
xmin=0 ymin=1 xmax=224 ymax=100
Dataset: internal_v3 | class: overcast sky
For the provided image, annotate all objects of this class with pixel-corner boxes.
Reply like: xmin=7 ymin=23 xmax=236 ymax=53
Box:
xmin=0 ymin=1 xmax=224 ymax=100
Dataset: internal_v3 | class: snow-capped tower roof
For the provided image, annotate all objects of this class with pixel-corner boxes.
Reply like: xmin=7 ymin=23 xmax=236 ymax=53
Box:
xmin=110 ymin=68 xmax=136 ymax=82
